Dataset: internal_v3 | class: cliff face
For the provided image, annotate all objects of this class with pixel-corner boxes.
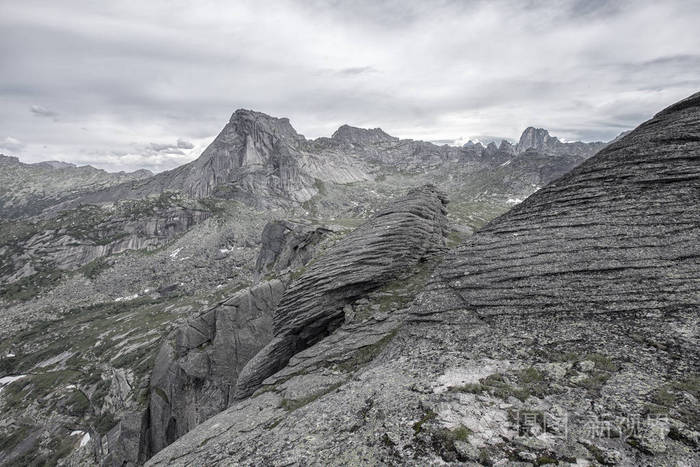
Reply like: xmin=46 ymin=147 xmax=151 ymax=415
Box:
xmin=148 ymin=94 xmax=700 ymax=466
xmin=147 ymin=279 xmax=286 ymax=456
xmin=123 ymin=185 xmax=448 ymax=460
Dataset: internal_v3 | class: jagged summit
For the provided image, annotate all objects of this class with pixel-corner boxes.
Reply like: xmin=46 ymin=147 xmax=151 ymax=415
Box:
xmin=331 ymin=124 xmax=398 ymax=145
xmin=516 ymin=126 xmax=605 ymax=155
xmin=517 ymin=126 xmax=557 ymax=151
xmin=229 ymin=108 xmax=304 ymax=143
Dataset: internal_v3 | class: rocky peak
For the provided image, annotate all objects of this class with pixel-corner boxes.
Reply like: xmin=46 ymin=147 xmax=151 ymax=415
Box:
xmin=517 ymin=126 xmax=558 ymax=152
xmin=0 ymin=154 xmax=21 ymax=165
xmin=33 ymin=160 xmax=77 ymax=169
xmin=462 ymin=140 xmax=485 ymax=149
xmin=498 ymin=139 xmax=515 ymax=154
xmin=228 ymin=109 xmax=304 ymax=144
xmin=331 ymin=124 xmax=398 ymax=145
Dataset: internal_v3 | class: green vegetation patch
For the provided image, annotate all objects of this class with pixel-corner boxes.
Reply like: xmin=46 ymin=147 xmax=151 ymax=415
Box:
xmin=449 ymin=367 xmax=550 ymax=402
xmin=279 ymin=382 xmax=343 ymax=412
xmin=333 ymin=329 xmax=399 ymax=374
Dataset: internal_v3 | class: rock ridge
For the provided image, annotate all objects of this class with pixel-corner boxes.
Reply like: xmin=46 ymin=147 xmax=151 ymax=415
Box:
xmin=234 ymin=184 xmax=449 ymax=399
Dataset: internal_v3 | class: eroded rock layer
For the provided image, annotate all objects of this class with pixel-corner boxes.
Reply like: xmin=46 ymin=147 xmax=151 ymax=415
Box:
xmin=234 ymin=184 xmax=449 ymax=399
xmin=413 ymin=92 xmax=700 ymax=321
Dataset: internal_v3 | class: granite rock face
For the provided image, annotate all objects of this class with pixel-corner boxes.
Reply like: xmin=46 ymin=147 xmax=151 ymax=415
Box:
xmin=148 ymin=93 xmax=700 ymax=466
xmin=253 ymin=220 xmax=332 ymax=282
xmin=234 ymin=184 xmax=449 ymax=399
xmin=148 ymin=279 xmax=285 ymax=455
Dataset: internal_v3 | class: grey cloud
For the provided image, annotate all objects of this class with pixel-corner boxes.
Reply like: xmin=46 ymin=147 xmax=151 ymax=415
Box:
xmin=0 ymin=137 xmax=25 ymax=153
xmin=177 ymin=139 xmax=194 ymax=149
xmin=146 ymin=142 xmax=186 ymax=155
xmin=1 ymin=0 xmax=699 ymax=171
xmin=30 ymin=104 xmax=58 ymax=118
xmin=336 ymin=66 xmax=377 ymax=76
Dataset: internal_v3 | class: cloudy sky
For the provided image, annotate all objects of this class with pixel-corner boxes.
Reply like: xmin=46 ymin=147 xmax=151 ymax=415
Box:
xmin=1 ymin=0 xmax=699 ymax=172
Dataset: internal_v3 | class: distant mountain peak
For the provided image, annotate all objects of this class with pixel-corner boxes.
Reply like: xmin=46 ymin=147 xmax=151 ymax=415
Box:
xmin=229 ymin=109 xmax=303 ymax=142
xmin=33 ymin=160 xmax=77 ymax=169
xmin=517 ymin=127 xmax=558 ymax=151
xmin=515 ymin=126 xmax=605 ymax=156
xmin=331 ymin=124 xmax=397 ymax=145
xmin=0 ymin=154 xmax=20 ymax=164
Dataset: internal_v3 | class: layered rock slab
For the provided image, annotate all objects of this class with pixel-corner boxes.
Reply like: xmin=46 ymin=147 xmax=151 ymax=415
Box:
xmin=414 ymin=92 xmax=700 ymax=321
xmin=149 ymin=94 xmax=700 ymax=466
xmin=234 ymin=184 xmax=449 ymax=398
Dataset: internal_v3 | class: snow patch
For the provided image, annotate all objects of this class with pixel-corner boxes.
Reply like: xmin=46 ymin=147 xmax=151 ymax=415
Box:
xmin=5 ymin=353 xmax=15 ymax=358
xmin=169 ymin=247 xmax=183 ymax=259
xmin=506 ymin=198 xmax=523 ymax=204
xmin=0 ymin=374 xmax=27 ymax=391
xmin=115 ymin=294 xmax=139 ymax=302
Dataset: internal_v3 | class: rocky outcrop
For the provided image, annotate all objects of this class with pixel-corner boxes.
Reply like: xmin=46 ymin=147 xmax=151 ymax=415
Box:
xmin=0 ymin=195 xmax=212 ymax=288
xmin=253 ymin=220 xmax=331 ymax=282
xmin=331 ymin=125 xmax=398 ymax=146
xmin=148 ymin=279 xmax=285 ymax=455
xmin=148 ymin=93 xmax=700 ymax=467
xmin=516 ymin=126 xmax=605 ymax=156
xmin=419 ymin=98 xmax=699 ymax=320
xmin=234 ymin=184 xmax=449 ymax=399
xmin=0 ymin=154 xmax=152 ymax=219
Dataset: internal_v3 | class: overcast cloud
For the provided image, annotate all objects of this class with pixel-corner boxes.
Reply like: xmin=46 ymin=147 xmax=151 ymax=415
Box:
xmin=1 ymin=0 xmax=699 ymax=172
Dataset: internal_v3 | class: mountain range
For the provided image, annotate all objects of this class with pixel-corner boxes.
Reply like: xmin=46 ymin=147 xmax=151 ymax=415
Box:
xmin=0 ymin=94 xmax=697 ymax=467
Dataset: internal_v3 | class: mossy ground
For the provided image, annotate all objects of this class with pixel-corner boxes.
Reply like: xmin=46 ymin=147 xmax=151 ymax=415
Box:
xmin=0 ymin=292 xmax=198 ymax=464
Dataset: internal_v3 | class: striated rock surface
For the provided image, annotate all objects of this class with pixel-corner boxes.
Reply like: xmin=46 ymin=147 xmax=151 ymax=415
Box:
xmin=234 ymin=184 xmax=449 ymax=399
xmin=148 ymin=94 xmax=700 ymax=466
xmin=148 ymin=279 xmax=285 ymax=455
